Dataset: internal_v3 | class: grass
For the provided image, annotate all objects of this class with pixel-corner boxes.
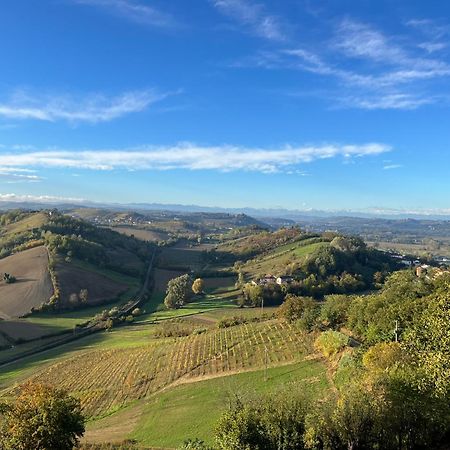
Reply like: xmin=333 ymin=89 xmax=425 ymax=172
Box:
xmin=2 ymin=212 xmax=48 ymax=235
xmin=243 ymin=241 xmax=327 ymax=277
xmin=3 ymin=319 xmax=313 ymax=419
xmin=125 ymin=358 xmax=329 ymax=448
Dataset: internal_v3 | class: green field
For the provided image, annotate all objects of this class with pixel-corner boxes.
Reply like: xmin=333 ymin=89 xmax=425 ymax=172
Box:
xmin=243 ymin=240 xmax=327 ymax=277
xmin=84 ymin=358 xmax=329 ymax=448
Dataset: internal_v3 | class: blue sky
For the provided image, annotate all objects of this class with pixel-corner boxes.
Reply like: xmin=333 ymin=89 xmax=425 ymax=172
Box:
xmin=0 ymin=0 xmax=449 ymax=213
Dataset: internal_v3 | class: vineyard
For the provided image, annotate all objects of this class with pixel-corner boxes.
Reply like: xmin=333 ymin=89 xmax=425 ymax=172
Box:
xmin=23 ymin=320 xmax=312 ymax=419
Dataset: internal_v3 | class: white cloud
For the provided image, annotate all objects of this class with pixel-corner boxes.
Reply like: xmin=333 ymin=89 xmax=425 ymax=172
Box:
xmin=0 ymin=193 xmax=86 ymax=203
xmin=418 ymin=42 xmax=447 ymax=53
xmin=0 ymin=143 xmax=390 ymax=174
xmin=212 ymin=0 xmax=286 ymax=41
xmin=340 ymin=93 xmax=434 ymax=110
xmin=0 ymin=89 xmax=170 ymax=124
xmin=0 ymin=167 xmax=43 ymax=183
xmin=335 ymin=19 xmax=407 ymax=64
xmin=73 ymin=0 xmax=176 ymax=28
xmin=237 ymin=17 xmax=450 ymax=110
xmin=383 ymin=164 xmax=403 ymax=170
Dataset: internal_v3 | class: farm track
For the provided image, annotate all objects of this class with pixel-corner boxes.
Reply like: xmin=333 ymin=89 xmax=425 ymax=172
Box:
xmin=21 ymin=320 xmax=311 ymax=419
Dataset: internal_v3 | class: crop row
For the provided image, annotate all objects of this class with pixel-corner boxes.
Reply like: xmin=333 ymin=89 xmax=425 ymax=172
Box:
xmin=28 ymin=320 xmax=309 ymax=418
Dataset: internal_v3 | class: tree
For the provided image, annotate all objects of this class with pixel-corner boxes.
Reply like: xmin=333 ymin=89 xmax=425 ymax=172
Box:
xmin=0 ymin=382 xmax=85 ymax=450
xmin=164 ymin=274 xmax=193 ymax=309
xmin=404 ymin=275 xmax=450 ymax=395
xmin=79 ymin=288 xmax=88 ymax=304
xmin=320 ymin=295 xmax=352 ymax=329
xmin=2 ymin=273 xmax=16 ymax=284
xmin=235 ymin=271 xmax=245 ymax=289
xmin=277 ymin=295 xmax=318 ymax=329
xmin=240 ymin=283 xmax=263 ymax=307
xmin=68 ymin=293 xmax=79 ymax=307
xmin=192 ymin=278 xmax=205 ymax=295
xmin=314 ymin=330 xmax=349 ymax=358
xmin=215 ymin=390 xmax=310 ymax=450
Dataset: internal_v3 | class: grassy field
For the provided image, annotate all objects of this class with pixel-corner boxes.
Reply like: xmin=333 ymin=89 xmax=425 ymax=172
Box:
xmin=85 ymin=358 xmax=329 ymax=448
xmin=243 ymin=240 xmax=327 ymax=277
xmin=109 ymin=226 xmax=169 ymax=242
xmin=1 ymin=212 xmax=48 ymax=235
xmin=156 ymin=244 xmax=211 ymax=271
xmin=3 ymin=318 xmax=313 ymax=420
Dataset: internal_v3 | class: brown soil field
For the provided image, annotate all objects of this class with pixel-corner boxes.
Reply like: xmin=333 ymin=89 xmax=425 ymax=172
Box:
xmin=153 ymin=268 xmax=185 ymax=293
xmin=0 ymin=246 xmax=53 ymax=319
xmin=106 ymin=248 xmax=144 ymax=274
xmin=0 ymin=320 xmax=56 ymax=341
xmin=56 ymin=262 xmax=129 ymax=306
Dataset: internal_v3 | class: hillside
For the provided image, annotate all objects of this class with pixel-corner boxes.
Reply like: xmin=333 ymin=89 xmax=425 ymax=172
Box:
xmin=0 ymin=246 xmax=53 ymax=319
xmin=0 ymin=210 xmax=153 ymax=350
xmin=66 ymin=207 xmax=269 ymax=242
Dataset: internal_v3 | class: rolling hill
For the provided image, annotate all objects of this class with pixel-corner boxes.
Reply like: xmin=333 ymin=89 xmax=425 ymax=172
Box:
xmin=0 ymin=209 xmax=153 ymax=348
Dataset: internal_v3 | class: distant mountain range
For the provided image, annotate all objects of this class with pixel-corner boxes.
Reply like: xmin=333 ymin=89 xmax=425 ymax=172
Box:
xmin=1 ymin=198 xmax=450 ymax=221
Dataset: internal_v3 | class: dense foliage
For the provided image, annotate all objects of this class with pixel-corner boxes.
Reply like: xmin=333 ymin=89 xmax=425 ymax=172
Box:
xmin=0 ymin=382 xmax=85 ymax=450
xmin=164 ymin=274 xmax=194 ymax=309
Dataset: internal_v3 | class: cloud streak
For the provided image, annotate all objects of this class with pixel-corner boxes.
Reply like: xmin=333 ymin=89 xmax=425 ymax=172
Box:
xmin=0 ymin=143 xmax=390 ymax=173
xmin=237 ymin=17 xmax=450 ymax=110
xmin=73 ymin=0 xmax=177 ymax=28
xmin=212 ymin=0 xmax=286 ymax=41
xmin=0 ymin=167 xmax=43 ymax=183
xmin=0 ymin=89 xmax=171 ymax=124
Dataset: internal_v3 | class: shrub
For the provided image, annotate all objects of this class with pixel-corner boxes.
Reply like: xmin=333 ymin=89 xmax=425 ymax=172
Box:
xmin=314 ymin=330 xmax=349 ymax=358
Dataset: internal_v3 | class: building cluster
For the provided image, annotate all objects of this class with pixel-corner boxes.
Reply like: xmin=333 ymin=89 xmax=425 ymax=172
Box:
xmin=252 ymin=274 xmax=294 ymax=286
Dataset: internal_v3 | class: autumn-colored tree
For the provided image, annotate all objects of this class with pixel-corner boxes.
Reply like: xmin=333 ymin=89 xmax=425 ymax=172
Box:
xmin=0 ymin=382 xmax=85 ymax=450
xmin=192 ymin=278 xmax=205 ymax=295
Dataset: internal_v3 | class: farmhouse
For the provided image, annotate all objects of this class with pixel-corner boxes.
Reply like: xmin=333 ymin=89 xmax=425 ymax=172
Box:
xmin=253 ymin=275 xmax=276 ymax=286
xmin=276 ymin=275 xmax=294 ymax=285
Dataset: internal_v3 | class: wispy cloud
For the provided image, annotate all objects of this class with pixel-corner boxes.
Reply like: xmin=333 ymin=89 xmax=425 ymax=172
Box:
xmin=383 ymin=164 xmax=403 ymax=170
xmin=0 ymin=167 xmax=43 ymax=183
xmin=212 ymin=0 xmax=286 ymax=41
xmin=234 ymin=16 xmax=450 ymax=110
xmin=73 ymin=0 xmax=177 ymax=28
xmin=339 ymin=93 xmax=434 ymax=110
xmin=0 ymin=143 xmax=390 ymax=174
xmin=0 ymin=89 xmax=172 ymax=124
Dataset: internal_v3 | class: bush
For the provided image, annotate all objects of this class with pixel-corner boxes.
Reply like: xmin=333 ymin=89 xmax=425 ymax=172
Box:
xmin=314 ymin=330 xmax=349 ymax=358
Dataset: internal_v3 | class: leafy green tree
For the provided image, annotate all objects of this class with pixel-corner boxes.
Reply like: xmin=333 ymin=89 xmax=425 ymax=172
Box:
xmin=240 ymin=283 xmax=263 ymax=307
xmin=215 ymin=390 xmax=310 ymax=450
xmin=0 ymin=382 xmax=85 ymax=450
xmin=404 ymin=275 xmax=450 ymax=395
xmin=320 ymin=295 xmax=352 ymax=329
xmin=277 ymin=295 xmax=318 ymax=330
xmin=164 ymin=274 xmax=193 ymax=309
